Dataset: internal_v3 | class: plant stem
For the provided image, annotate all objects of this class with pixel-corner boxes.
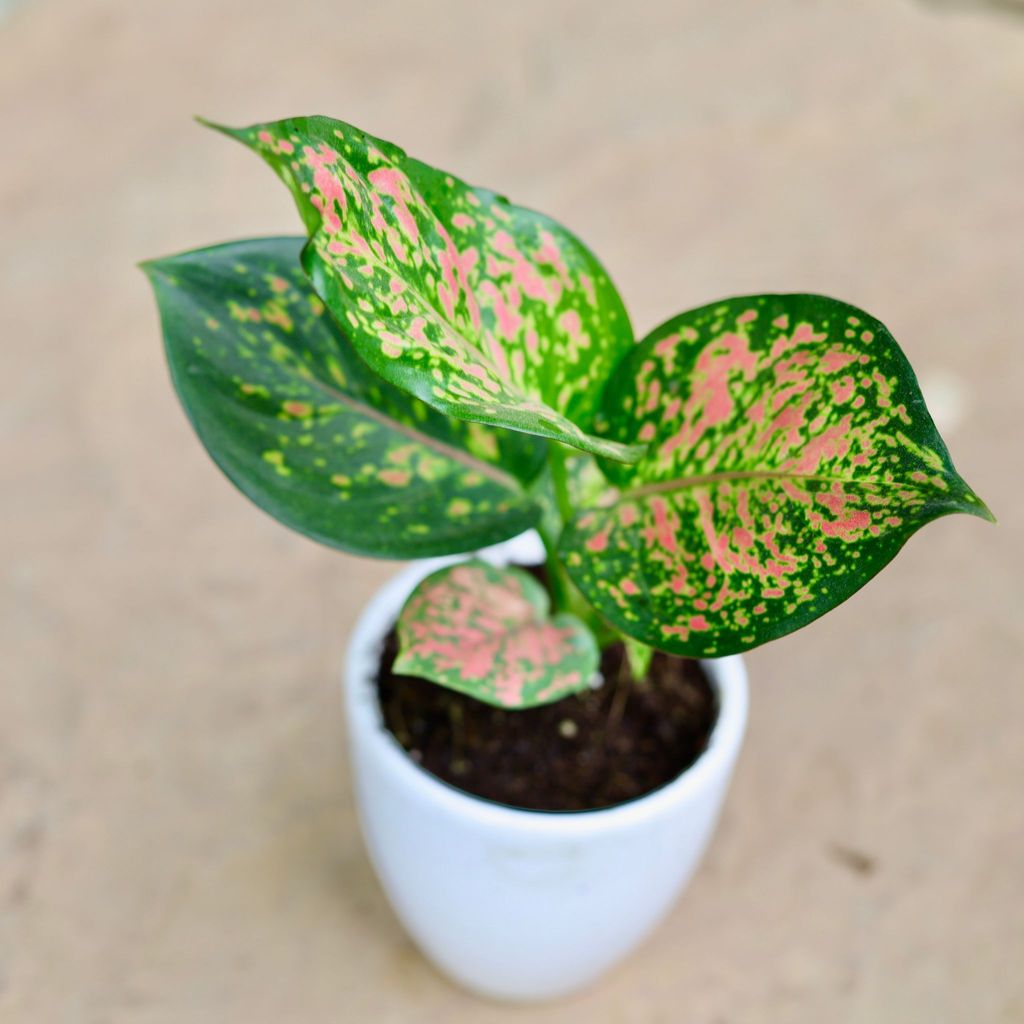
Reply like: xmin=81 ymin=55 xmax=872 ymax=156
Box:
xmin=537 ymin=444 xmax=579 ymax=617
xmin=607 ymin=649 xmax=632 ymax=736
xmin=547 ymin=443 xmax=574 ymax=525
xmin=541 ymin=445 xmax=644 ymax=718
xmin=535 ymin=445 xmax=620 ymax=653
xmin=537 ymin=519 xmax=574 ymax=616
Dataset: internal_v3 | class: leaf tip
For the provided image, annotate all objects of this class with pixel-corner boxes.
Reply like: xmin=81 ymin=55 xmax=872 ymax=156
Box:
xmin=599 ymin=439 xmax=648 ymax=466
xmin=950 ymin=474 xmax=996 ymax=524
xmin=136 ymin=256 xmax=166 ymax=284
xmin=194 ymin=115 xmax=244 ymax=141
xmin=621 ymin=442 xmax=649 ymax=465
xmin=970 ymin=493 xmax=997 ymax=525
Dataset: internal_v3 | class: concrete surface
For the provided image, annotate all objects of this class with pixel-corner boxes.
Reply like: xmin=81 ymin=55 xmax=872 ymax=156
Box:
xmin=1 ymin=0 xmax=1022 ymax=1021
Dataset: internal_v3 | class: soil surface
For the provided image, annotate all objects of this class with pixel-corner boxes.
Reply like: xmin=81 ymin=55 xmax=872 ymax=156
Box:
xmin=375 ymin=579 xmax=717 ymax=811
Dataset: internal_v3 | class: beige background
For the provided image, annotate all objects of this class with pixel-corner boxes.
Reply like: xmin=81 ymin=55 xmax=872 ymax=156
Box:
xmin=2 ymin=0 xmax=1023 ymax=1021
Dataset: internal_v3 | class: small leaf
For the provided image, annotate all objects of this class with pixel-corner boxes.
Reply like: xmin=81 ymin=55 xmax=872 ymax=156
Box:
xmin=144 ymin=236 xmax=544 ymax=558
xmin=203 ymin=115 xmax=643 ymax=464
xmin=394 ymin=561 xmax=599 ymax=709
xmin=563 ymin=294 xmax=992 ymax=656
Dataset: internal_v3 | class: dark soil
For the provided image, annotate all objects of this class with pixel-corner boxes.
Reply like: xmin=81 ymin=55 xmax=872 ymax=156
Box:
xmin=375 ymin=569 xmax=717 ymax=811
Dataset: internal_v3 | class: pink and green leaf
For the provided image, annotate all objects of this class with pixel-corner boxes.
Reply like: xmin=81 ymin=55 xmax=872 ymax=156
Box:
xmin=562 ymin=294 xmax=993 ymax=656
xmin=394 ymin=561 xmax=599 ymax=709
xmin=203 ymin=115 xmax=643 ymax=464
xmin=144 ymin=237 xmax=544 ymax=558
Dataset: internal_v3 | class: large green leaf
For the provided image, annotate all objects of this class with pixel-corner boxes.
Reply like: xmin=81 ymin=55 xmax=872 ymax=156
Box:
xmin=394 ymin=561 xmax=599 ymax=709
xmin=144 ymin=236 xmax=545 ymax=558
xmin=562 ymin=294 xmax=993 ymax=656
xmin=202 ymin=115 xmax=643 ymax=464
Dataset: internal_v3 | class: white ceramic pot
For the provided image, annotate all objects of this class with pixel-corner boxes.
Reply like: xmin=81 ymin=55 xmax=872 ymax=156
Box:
xmin=343 ymin=534 xmax=748 ymax=1003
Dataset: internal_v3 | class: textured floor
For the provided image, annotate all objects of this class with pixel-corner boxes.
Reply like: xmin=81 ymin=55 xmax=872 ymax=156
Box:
xmin=1 ymin=1 xmax=1022 ymax=1021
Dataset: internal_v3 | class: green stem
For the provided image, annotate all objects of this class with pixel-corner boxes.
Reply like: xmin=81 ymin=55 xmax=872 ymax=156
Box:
xmin=538 ymin=519 xmax=574 ymax=616
xmin=525 ymin=444 xmax=619 ymax=656
xmin=548 ymin=443 xmax=574 ymax=524
xmin=537 ymin=445 xmax=616 ymax=648
xmin=537 ymin=444 xmax=574 ymax=616
xmin=542 ymin=526 xmax=618 ymax=647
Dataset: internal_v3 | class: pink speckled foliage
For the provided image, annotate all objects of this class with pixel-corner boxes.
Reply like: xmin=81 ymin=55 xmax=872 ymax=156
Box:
xmin=562 ymin=294 xmax=991 ymax=656
xmin=394 ymin=561 xmax=598 ymax=708
xmin=147 ymin=115 xmax=991 ymax=706
xmin=208 ymin=116 xmax=641 ymax=464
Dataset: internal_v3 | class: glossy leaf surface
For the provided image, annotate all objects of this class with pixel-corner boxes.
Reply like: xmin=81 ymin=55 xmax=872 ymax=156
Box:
xmin=394 ymin=561 xmax=599 ymax=708
xmin=206 ymin=115 xmax=642 ymax=463
xmin=145 ymin=237 xmax=544 ymax=558
xmin=563 ymin=294 xmax=992 ymax=655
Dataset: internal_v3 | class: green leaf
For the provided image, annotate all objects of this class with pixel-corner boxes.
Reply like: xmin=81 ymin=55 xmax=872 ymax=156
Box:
xmin=394 ymin=560 xmax=599 ymax=709
xmin=562 ymin=294 xmax=993 ymax=656
xmin=202 ymin=115 xmax=643 ymax=464
xmin=144 ymin=236 xmax=545 ymax=558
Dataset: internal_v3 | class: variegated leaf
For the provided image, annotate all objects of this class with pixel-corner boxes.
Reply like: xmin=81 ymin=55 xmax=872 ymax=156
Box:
xmin=203 ymin=115 xmax=643 ymax=464
xmin=144 ymin=236 xmax=545 ymax=558
xmin=562 ymin=294 xmax=993 ymax=656
xmin=394 ymin=561 xmax=599 ymax=709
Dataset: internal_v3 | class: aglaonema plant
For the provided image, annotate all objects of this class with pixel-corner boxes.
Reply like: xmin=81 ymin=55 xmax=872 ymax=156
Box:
xmin=144 ymin=114 xmax=992 ymax=710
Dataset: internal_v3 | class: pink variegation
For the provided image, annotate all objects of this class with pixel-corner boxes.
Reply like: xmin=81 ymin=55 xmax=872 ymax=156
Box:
xmin=394 ymin=561 xmax=598 ymax=709
xmin=149 ymin=118 xmax=993 ymax=710
xmin=205 ymin=116 xmax=642 ymax=464
xmin=563 ymin=294 xmax=993 ymax=656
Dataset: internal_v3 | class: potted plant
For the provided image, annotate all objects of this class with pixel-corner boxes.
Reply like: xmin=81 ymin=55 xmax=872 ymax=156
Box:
xmin=143 ymin=115 xmax=992 ymax=1002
